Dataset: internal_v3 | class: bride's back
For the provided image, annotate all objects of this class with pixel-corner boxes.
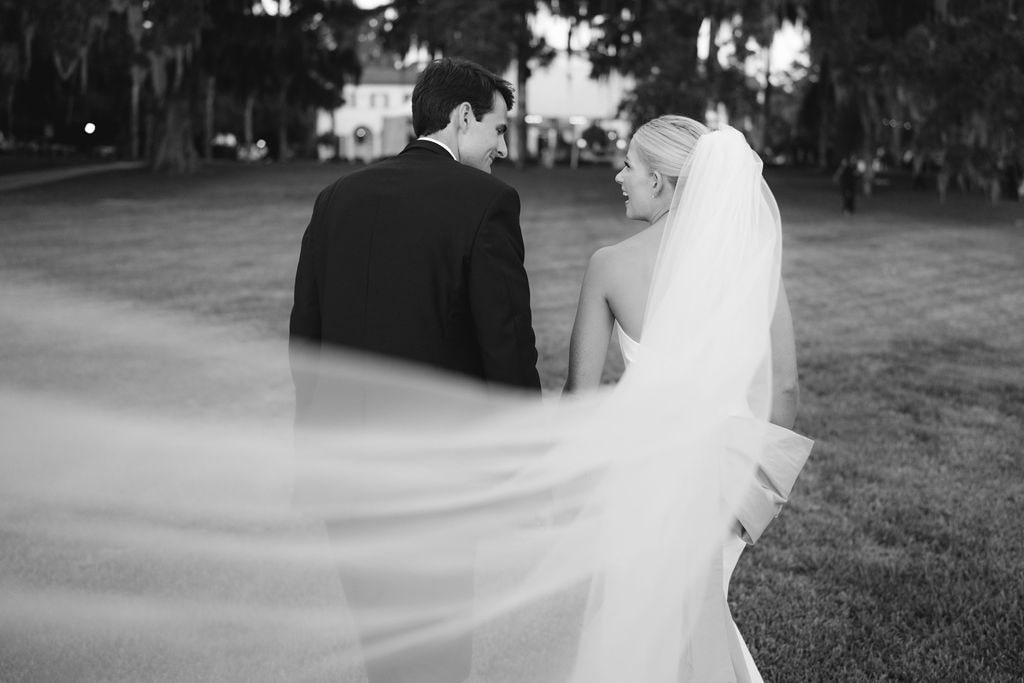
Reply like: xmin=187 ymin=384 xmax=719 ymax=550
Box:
xmin=601 ymin=222 xmax=666 ymax=341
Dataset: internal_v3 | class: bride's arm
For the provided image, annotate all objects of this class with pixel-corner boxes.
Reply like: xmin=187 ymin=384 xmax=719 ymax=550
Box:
xmin=769 ymin=281 xmax=800 ymax=428
xmin=735 ymin=283 xmax=802 ymax=544
xmin=564 ymin=248 xmax=616 ymax=393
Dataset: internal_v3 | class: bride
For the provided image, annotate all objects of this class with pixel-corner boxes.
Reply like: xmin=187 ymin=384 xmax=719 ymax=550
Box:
xmin=565 ymin=115 xmax=806 ymax=681
xmin=0 ymin=119 xmax=811 ymax=682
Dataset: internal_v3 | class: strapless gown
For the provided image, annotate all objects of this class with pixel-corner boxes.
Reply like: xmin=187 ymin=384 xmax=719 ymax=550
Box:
xmin=615 ymin=321 xmax=765 ymax=683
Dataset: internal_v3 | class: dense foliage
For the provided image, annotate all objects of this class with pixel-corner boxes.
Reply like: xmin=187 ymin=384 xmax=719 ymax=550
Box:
xmin=0 ymin=0 xmax=363 ymax=171
xmin=1 ymin=0 xmax=1020 ymax=192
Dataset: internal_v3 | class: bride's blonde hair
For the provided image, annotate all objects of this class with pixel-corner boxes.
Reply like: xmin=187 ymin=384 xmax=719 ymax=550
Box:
xmin=631 ymin=115 xmax=709 ymax=186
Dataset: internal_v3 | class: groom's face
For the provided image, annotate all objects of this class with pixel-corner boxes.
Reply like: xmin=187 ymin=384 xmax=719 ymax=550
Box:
xmin=456 ymin=93 xmax=509 ymax=173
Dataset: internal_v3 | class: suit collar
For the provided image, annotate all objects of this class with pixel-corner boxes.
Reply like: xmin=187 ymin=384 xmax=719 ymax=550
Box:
xmin=402 ymin=138 xmax=459 ymax=162
xmin=416 ymin=136 xmax=457 ymax=160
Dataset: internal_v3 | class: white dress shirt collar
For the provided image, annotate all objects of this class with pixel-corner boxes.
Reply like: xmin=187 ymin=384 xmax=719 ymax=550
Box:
xmin=417 ymin=136 xmax=458 ymax=161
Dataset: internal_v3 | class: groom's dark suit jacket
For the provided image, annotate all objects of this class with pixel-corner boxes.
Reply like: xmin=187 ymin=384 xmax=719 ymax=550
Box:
xmin=289 ymin=139 xmax=541 ymax=409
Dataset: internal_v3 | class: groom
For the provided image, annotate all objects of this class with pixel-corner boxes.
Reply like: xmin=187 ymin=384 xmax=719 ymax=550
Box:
xmin=288 ymin=58 xmax=540 ymax=683
xmin=289 ymin=57 xmax=541 ymax=417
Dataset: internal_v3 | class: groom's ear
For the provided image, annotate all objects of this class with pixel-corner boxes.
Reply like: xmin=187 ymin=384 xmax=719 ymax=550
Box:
xmin=452 ymin=102 xmax=473 ymax=131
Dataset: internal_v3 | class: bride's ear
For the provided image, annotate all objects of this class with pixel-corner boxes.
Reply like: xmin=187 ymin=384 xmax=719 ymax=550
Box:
xmin=651 ymin=171 xmax=665 ymax=197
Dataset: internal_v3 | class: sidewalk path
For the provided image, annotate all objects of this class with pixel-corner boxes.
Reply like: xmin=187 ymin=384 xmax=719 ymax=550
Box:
xmin=0 ymin=161 xmax=147 ymax=193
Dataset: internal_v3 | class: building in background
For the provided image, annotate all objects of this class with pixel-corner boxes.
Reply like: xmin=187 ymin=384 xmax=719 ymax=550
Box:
xmin=317 ymin=63 xmax=418 ymax=162
xmin=318 ymin=51 xmax=633 ymax=165
xmin=518 ymin=51 xmax=633 ymax=167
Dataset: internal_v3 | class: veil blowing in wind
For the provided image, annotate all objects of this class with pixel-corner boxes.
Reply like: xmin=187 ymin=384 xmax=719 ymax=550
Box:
xmin=0 ymin=127 xmax=811 ymax=682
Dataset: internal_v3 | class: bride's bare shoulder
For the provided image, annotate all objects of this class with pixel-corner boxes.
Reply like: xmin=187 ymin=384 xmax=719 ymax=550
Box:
xmin=586 ymin=232 xmax=654 ymax=289
xmin=596 ymin=229 xmax=658 ymax=267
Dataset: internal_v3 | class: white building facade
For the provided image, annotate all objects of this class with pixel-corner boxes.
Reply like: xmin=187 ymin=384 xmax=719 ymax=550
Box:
xmin=318 ymin=55 xmax=634 ymax=164
xmin=318 ymin=65 xmax=418 ymax=162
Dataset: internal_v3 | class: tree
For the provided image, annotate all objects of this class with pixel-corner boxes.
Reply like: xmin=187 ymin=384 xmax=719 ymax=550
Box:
xmin=0 ymin=3 xmax=20 ymax=141
xmin=890 ymin=1 xmax=1024 ymax=201
xmin=202 ymin=1 xmax=362 ymax=161
xmin=797 ymin=0 xmax=1023 ymax=199
xmin=0 ymin=0 xmax=363 ymax=170
xmin=2 ymin=0 xmax=112 ymax=143
xmin=799 ymin=0 xmax=928 ymax=171
xmin=580 ymin=0 xmax=797 ymax=134
xmin=107 ymin=0 xmax=206 ymax=172
xmin=582 ymin=0 xmax=706 ymax=126
xmin=260 ymin=0 xmax=363 ymax=160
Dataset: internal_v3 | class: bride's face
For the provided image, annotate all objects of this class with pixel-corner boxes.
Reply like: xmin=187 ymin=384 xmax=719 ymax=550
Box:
xmin=614 ymin=146 xmax=655 ymax=222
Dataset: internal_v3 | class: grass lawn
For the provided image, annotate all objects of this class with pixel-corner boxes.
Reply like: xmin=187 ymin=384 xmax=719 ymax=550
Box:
xmin=2 ymin=160 xmax=1023 ymax=681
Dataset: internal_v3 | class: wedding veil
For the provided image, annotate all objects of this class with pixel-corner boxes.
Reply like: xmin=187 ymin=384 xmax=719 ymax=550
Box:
xmin=0 ymin=127 xmax=811 ymax=682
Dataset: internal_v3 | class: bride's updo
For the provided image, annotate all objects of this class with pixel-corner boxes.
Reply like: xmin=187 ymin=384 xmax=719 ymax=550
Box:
xmin=630 ymin=115 xmax=709 ymax=186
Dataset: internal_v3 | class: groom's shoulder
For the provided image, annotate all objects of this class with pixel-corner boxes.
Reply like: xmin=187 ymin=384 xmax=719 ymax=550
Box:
xmin=315 ymin=155 xmax=517 ymax=207
xmin=433 ymin=159 xmax=519 ymax=204
xmin=310 ymin=158 xmax=399 ymax=202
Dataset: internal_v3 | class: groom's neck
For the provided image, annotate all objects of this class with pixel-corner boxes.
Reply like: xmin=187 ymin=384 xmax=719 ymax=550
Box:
xmin=419 ymin=130 xmax=459 ymax=162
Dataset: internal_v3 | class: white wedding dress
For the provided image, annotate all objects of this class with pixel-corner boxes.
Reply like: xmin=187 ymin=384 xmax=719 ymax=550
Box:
xmin=0 ymin=126 xmax=811 ymax=682
xmin=617 ymin=320 xmax=764 ymax=683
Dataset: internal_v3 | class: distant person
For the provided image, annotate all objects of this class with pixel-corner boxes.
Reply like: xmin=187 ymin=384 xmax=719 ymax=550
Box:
xmin=834 ymin=155 xmax=859 ymax=215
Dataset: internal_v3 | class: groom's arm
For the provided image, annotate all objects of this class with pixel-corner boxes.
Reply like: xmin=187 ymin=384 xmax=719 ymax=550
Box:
xmin=467 ymin=186 xmax=541 ymax=391
xmin=289 ymin=223 xmax=322 ymax=346
xmin=289 ymin=196 xmax=325 ymax=415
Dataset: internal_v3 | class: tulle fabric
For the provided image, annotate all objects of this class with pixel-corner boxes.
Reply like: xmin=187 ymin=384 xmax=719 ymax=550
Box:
xmin=0 ymin=127 xmax=811 ymax=682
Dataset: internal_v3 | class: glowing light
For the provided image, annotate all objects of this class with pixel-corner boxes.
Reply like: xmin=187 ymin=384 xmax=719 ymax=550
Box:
xmin=256 ymin=139 xmax=267 ymax=150
xmin=575 ymin=139 xmax=587 ymax=149
xmin=568 ymin=116 xmax=588 ymax=126
xmin=524 ymin=115 xmax=543 ymax=125
xmin=84 ymin=122 xmax=96 ymax=135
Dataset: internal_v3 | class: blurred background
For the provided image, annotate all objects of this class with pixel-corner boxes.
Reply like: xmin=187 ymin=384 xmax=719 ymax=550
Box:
xmin=1 ymin=0 xmax=1022 ymax=201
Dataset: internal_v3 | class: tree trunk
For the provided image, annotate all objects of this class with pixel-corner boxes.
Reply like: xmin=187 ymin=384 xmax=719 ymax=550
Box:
xmin=79 ymin=46 xmax=89 ymax=95
xmin=152 ymin=96 xmax=199 ymax=173
xmin=204 ymin=75 xmax=215 ymax=161
xmin=514 ymin=0 xmax=529 ymax=170
xmin=277 ymin=84 xmax=289 ymax=161
xmin=858 ymin=93 xmax=877 ymax=196
xmin=304 ymin=105 xmax=318 ymax=159
xmin=515 ymin=57 xmax=528 ymax=169
xmin=5 ymin=85 xmax=13 ymax=142
xmin=130 ymin=69 xmax=143 ymax=160
xmin=144 ymin=111 xmax=155 ymax=161
xmin=705 ymin=14 xmax=719 ymax=119
xmin=817 ymin=62 xmax=831 ymax=168
xmin=762 ymin=40 xmax=774 ymax=152
xmin=243 ymin=92 xmax=255 ymax=148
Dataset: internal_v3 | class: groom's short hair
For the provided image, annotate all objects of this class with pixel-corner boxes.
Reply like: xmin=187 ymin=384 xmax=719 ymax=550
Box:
xmin=412 ymin=58 xmax=515 ymax=137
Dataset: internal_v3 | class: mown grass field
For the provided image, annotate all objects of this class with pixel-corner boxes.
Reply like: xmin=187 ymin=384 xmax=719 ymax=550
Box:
xmin=2 ymin=160 xmax=1023 ymax=681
